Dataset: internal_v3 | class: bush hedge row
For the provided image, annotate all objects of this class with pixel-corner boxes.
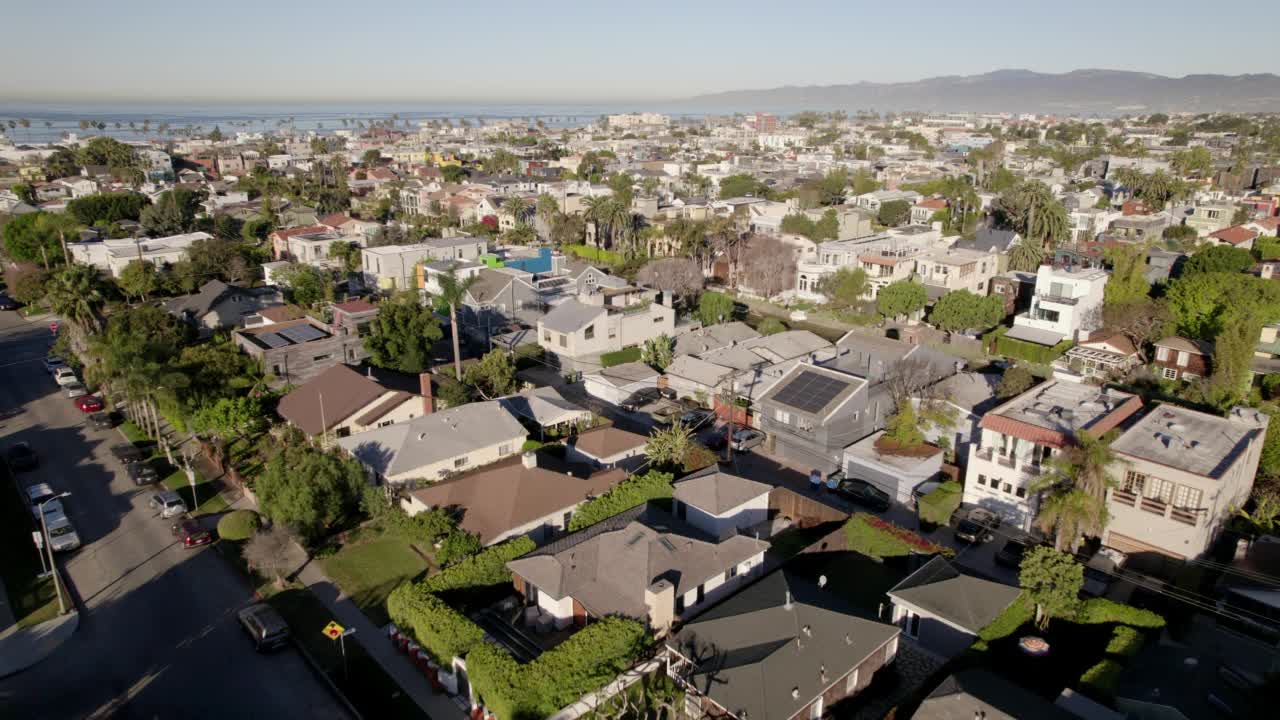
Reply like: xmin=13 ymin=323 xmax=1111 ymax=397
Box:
xmin=467 ymin=616 xmax=650 ymax=719
xmin=1105 ymin=625 xmax=1145 ymax=658
xmin=989 ymin=326 xmax=1073 ymax=365
xmin=917 ymin=481 xmax=963 ymax=526
xmin=568 ymin=471 xmax=673 ymax=531
xmin=564 ymin=244 xmax=624 ymax=266
xmin=387 ymin=582 xmax=484 ymax=663
xmin=423 ymin=536 xmax=537 ymax=593
xmin=600 ymin=346 xmax=642 ymax=368
xmin=1077 ymin=598 xmax=1166 ymax=629
xmin=974 ymin=593 xmax=1035 ymax=650
xmin=1079 ymin=658 xmax=1124 ymax=701
xmin=844 ymin=513 xmax=953 ymax=560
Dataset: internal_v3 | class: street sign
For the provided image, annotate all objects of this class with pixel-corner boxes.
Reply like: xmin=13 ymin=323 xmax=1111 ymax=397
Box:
xmin=49 ymin=322 xmax=59 ymax=334
xmin=32 ymin=530 xmax=44 ymax=550
xmin=322 ymin=620 xmax=345 ymax=640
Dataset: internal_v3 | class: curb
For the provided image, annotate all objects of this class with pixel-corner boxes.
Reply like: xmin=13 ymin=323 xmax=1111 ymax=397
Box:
xmin=294 ymin=639 xmax=365 ymax=720
xmin=0 ymin=609 xmax=80 ymax=679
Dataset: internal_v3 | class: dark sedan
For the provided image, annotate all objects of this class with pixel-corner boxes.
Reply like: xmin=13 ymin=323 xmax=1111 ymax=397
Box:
xmin=995 ymin=539 xmax=1029 ymax=568
xmin=110 ymin=444 xmax=146 ymax=463
xmin=172 ymin=519 xmax=213 ymax=548
xmin=126 ymin=462 xmax=159 ymax=485
xmin=619 ymin=388 xmax=661 ymax=412
xmin=834 ymin=479 xmax=891 ymax=512
xmin=0 ymin=294 xmax=18 ymax=311
xmin=86 ymin=412 xmax=115 ymax=430
xmin=955 ymin=508 xmax=1002 ymax=544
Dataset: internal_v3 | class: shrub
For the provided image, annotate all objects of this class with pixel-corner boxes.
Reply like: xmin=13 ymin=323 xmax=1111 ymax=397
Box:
xmin=917 ymin=481 xmax=962 ymax=526
xmin=521 ymin=439 xmax=544 ymax=452
xmin=1077 ymin=598 xmax=1166 ymax=629
xmin=1106 ymin=625 xmax=1145 ymax=658
xmin=975 ymin=593 xmax=1035 ymax=649
xmin=757 ymin=317 xmax=787 ymax=335
xmin=564 ymin=244 xmax=624 ymax=266
xmin=569 ymin=471 xmax=674 ymax=531
xmin=681 ymin=445 xmax=718 ymax=473
xmin=1079 ymin=658 xmax=1124 ymax=701
xmin=387 ymin=582 xmax=484 ymax=663
xmin=600 ymin=346 xmax=642 ymax=368
xmin=990 ymin=326 xmax=1073 ymax=364
xmin=466 ymin=642 xmax=532 ymax=720
xmin=996 ymin=365 xmax=1036 ymax=399
xmin=423 ymin=536 xmax=536 ymax=593
xmin=843 ymin=513 xmax=953 ymax=559
xmin=437 ymin=529 xmax=483 ymax=566
xmin=216 ymin=509 xmax=261 ymax=541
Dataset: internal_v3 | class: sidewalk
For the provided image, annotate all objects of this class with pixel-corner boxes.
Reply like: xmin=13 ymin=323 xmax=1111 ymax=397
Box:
xmin=0 ymin=601 xmax=79 ymax=679
xmin=296 ymin=560 xmax=467 ymax=720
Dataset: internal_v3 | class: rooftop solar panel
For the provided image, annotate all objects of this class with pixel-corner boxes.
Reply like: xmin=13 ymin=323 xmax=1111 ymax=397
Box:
xmin=771 ymin=370 xmax=850 ymax=414
xmin=277 ymin=324 xmax=328 ymax=344
xmin=257 ymin=332 xmax=292 ymax=349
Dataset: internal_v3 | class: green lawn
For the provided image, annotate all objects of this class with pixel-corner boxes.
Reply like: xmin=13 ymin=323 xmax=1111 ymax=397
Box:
xmin=320 ymin=534 xmax=430 ymax=627
xmin=1 ymin=467 xmax=72 ymax=628
xmin=119 ymin=419 xmax=148 ymax=444
xmin=118 ymin=421 xmax=228 ymax=516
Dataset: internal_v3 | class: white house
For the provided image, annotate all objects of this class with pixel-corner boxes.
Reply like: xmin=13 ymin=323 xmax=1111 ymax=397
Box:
xmin=582 ymin=361 xmax=660 ymax=405
xmin=672 ymin=470 xmax=771 ymax=539
xmin=1008 ymin=263 xmax=1108 ymax=346
xmin=69 ymin=232 xmax=213 ymax=278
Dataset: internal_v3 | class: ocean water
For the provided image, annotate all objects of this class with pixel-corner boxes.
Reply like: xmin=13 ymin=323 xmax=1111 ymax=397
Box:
xmin=0 ymin=102 xmax=718 ymax=145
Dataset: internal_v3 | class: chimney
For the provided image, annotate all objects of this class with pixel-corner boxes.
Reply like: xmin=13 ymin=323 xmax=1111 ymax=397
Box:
xmin=419 ymin=372 xmax=435 ymax=415
xmin=521 ymin=451 xmax=537 ymax=469
xmin=644 ymin=580 xmax=676 ymax=638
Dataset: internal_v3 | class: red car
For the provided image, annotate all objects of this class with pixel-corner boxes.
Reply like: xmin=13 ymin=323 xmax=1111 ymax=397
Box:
xmin=74 ymin=395 xmax=105 ymax=413
xmin=172 ymin=519 xmax=213 ymax=548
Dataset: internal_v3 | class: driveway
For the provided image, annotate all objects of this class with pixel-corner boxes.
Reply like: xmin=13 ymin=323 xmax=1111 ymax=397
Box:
xmin=0 ymin=312 xmax=346 ymax=719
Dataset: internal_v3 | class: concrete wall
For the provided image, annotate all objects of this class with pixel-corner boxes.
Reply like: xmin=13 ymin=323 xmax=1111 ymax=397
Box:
xmin=679 ymin=494 xmax=770 ymax=538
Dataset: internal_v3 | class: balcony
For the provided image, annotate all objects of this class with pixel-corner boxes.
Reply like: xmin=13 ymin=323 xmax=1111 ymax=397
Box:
xmin=1111 ymin=489 xmax=1200 ymax=527
xmin=1035 ymin=293 xmax=1079 ymax=306
xmin=1112 ymin=489 xmax=1137 ymax=507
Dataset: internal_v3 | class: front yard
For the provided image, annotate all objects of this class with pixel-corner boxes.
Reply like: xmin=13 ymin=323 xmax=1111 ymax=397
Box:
xmin=320 ymin=529 xmax=431 ymax=627
xmin=119 ymin=420 xmax=228 ymax=516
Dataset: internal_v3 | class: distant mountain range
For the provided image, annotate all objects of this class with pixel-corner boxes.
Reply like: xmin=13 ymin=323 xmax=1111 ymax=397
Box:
xmin=679 ymin=69 xmax=1280 ymax=115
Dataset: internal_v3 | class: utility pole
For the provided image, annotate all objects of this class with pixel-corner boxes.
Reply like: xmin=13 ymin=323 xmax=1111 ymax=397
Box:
xmin=39 ymin=493 xmax=71 ymax=615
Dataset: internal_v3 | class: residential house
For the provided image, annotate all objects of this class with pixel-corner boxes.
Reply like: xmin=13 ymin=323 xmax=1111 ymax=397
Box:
xmin=663 ymin=354 xmax=736 ymax=401
xmin=1185 ymin=201 xmax=1236 ymax=237
xmin=671 ymin=322 xmax=761 ymax=357
xmin=1145 ymin=248 xmax=1185 ymax=284
xmin=1007 ymin=262 xmax=1108 ymax=346
xmin=507 ymin=504 xmax=769 ymax=633
xmin=1105 ymin=404 xmax=1269 ymax=562
xmin=888 ymin=557 xmax=1021 ymax=659
xmin=794 ymin=231 xmax=936 ymax=302
xmin=233 ymin=316 xmax=369 ymax=387
xmin=337 ymin=400 xmax=528 ymax=485
xmin=401 ymin=451 xmax=625 ymax=546
xmin=912 ymin=197 xmax=948 ymax=225
xmin=1256 ymin=323 xmax=1280 ymax=377
xmin=277 ymin=364 xmax=429 ymax=440
xmin=537 ymin=289 xmax=676 ymax=371
xmin=583 ymin=361 xmax=660 ymax=405
xmin=68 ymin=232 xmax=214 ymax=278
xmin=671 ymin=469 xmax=772 ymax=538
xmin=915 ymin=371 xmax=1001 ymax=460
xmin=915 ymin=669 xmax=1077 ymax=720
xmin=989 ymin=271 xmax=1036 ymax=318
xmin=1152 ymin=336 xmax=1212 ymax=382
xmin=853 ymin=189 xmax=922 ymax=211
xmin=1053 ymin=333 xmax=1142 ymax=383
xmin=361 ymin=237 xmax=488 ymax=291
xmin=952 ymin=228 xmax=1021 ymax=272
xmin=565 ymin=425 xmax=649 ymax=472
xmin=915 ymin=247 xmax=999 ymax=301
xmin=964 ymin=381 xmax=1143 ymax=531
xmin=1205 ymin=224 xmax=1260 ymax=250
xmin=757 ymin=363 xmax=873 ymax=472
xmin=842 ymin=431 xmax=944 ymax=505
xmin=497 ymin=386 xmax=592 ymax=438
xmin=163 ymin=280 xmax=283 ymax=336
xmin=667 ymin=569 xmax=900 ymax=720
xmin=1103 ymin=214 xmax=1167 ymax=243
xmin=329 ymin=299 xmax=379 ymax=338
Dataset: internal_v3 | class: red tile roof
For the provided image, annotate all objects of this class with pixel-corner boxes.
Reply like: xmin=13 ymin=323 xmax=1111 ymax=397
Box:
xmin=318 ymin=212 xmax=355 ymax=228
xmin=1209 ymin=225 xmax=1260 ymax=246
xmin=979 ymin=415 xmax=1071 ymax=448
xmin=916 ymin=198 xmax=948 ymax=210
xmin=333 ymin=299 xmax=376 ymax=314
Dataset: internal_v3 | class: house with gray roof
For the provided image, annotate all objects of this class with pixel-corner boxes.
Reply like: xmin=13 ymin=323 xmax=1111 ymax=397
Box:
xmin=337 ymin=400 xmax=527 ymax=485
xmin=672 ymin=321 xmax=761 ymax=357
xmin=673 ymin=469 xmax=772 ymax=539
xmin=888 ymin=556 xmax=1020 ymax=658
xmin=582 ymin=361 xmax=660 ymax=405
xmin=537 ymin=289 xmax=676 ymax=371
xmin=667 ymin=569 xmax=900 ymax=720
xmin=915 ymin=668 xmax=1076 ymax=720
xmin=507 ymin=504 xmax=769 ymax=634
xmin=953 ymin=228 xmax=1021 ymax=271
xmin=164 ymin=280 xmax=284 ymax=336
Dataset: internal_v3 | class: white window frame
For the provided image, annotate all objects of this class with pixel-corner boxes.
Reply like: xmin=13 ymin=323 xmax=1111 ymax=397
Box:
xmin=1162 ymin=367 xmax=1178 ymax=380
xmin=845 ymin=668 xmax=860 ymax=694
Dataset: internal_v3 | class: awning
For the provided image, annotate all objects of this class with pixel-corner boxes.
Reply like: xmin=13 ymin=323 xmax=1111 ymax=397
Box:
xmin=1005 ymin=324 xmax=1067 ymax=347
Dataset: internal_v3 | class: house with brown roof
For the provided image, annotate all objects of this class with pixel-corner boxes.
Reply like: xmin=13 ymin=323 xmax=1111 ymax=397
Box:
xmin=401 ymin=451 xmax=625 ymax=545
xmin=1054 ymin=333 xmax=1142 ymax=382
xmin=1152 ymin=336 xmax=1212 ymax=382
xmin=565 ymin=426 xmax=648 ymax=472
xmin=277 ymin=364 xmax=429 ymax=440
xmin=1205 ymin=224 xmax=1260 ymax=250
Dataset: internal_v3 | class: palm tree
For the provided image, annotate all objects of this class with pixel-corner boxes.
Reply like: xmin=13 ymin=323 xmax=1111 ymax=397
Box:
xmin=436 ymin=267 xmax=479 ymax=381
xmin=1035 ymin=488 xmax=1106 ymax=553
xmin=583 ymin=196 xmax=615 ymax=248
xmin=535 ymin=193 xmax=559 ymax=226
xmin=504 ymin=196 xmax=530 ymax=227
xmin=1031 ymin=431 xmax=1117 ymax=551
xmin=502 ymin=224 xmax=536 ymax=246
xmin=1008 ymin=239 xmax=1044 ymax=272
xmin=46 ymin=264 xmax=105 ymax=334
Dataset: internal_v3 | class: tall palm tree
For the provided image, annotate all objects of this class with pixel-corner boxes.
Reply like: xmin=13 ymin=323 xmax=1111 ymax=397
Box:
xmin=436 ymin=267 xmax=479 ymax=381
xmin=1015 ymin=181 xmax=1069 ymax=252
xmin=535 ymin=193 xmax=559 ymax=226
xmin=504 ymin=196 xmax=530 ymax=227
xmin=1031 ymin=431 xmax=1117 ymax=551
xmin=583 ymin=196 xmax=615 ymax=248
xmin=1008 ymin=240 xmax=1044 ymax=272
xmin=46 ymin=264 xmax=105 ymax=334
xmin=1035 ymin=488 xmax=1106 ymax=553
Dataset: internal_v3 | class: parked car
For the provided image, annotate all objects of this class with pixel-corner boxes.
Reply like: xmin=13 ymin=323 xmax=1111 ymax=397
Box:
xmin=680 ymin=409 xmax=715 ymax=428
xmin=706 ymin=431 xmax=729 ymax=451
xmin=126 ymin=462 xmax=159 ymax=486
xmin=64 ymin=382 xmax=89 ymax=399
xmin=619 ymin=388 xmax=661 ymax=412
xmin=994 ymin=539 xmax=1029 ymax=569
xmin=6 ymin=442 xmax=38 ymax=471
xmin=954 ymin=508 xmax=1002 ymax=544
xmin=657 ymin=387 xmax=677 ymax=401
xmin=730 ymin=428 xmax=765 ymax=452
xmin=111 ymin=444 xmax=146 ymax=463
xmin=74 ymin=395 xmax=105 ymax=413
xmin=43 ymin=509 xmax=81 ymax=552
xmin=237 ymin=603 xmax=291 ymax=652
xmin=0 ymin=294 xmax=18 ymax=311
xmin=53 ymin=367 xmax=79 ymax=387
xmin=911 ymin=479 xmax=943 ymax=510
xmin=650 ymin=404 xmax=683 ymax=428
xmin=43 ymin=356 xmax=65 ymax=374
xmin=171 ymin=518 xmax=212 ymax=548
xmin=149 ymin=490 xmax=188 ymax=518
xmin=27 ymin=482 xmax=64 ymax=519
xmin=86 ymin=412 xmax=115 ymax=430
xmin=834 ymin=478 xmax=891 ymax=512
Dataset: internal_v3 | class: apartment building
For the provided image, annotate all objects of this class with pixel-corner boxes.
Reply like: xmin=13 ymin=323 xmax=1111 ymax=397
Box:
xmin=360 ymin=237 xmax=487 ymax=291
xmin=794 ymin=229 xmax=939 ymax=302
xmin=1007 ymin=263 xmax=1108 ymax=346
xmin=1185 ymin=201 xmax=1236 ymax=237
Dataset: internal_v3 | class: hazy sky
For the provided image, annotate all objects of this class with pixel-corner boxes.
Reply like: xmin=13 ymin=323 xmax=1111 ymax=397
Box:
xmin=2 ymin=0 xmax=1274 ymax=103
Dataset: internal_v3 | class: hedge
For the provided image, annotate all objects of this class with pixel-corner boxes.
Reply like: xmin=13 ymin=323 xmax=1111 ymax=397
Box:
xmin=988 ymin=326 xmax=1073 ymax=365
xmin=844 ymin=513 xmax=953 ymax=560
xmin=468 ymin=616 xmax=650 ymax=719
xmin=917 ymin=481 xmax=963 ymax=526
xmin=387 ymin=582 xmax=484 ymax=663
xmin=564 ymin=244 xmax=624 ymax=266
xmin=569 ymin=471 xmax=673 ymax=531
xmin=1079 ymin=658 xmax=1124 ymax=701
xmin=974 ymin=593 xmax=1035 ymax=650
xmin=423 ymin=536 xmax=537 ymax=593
xmin=600 ymin=346 xmax=642 ymax=368
xmin=1077 ymin=598 xmax=1166 ymax=629
xmin=1105 ymin=625 xmax=1145 ymax=658
xmin=216 ymin=509 xmax=261 ymax=541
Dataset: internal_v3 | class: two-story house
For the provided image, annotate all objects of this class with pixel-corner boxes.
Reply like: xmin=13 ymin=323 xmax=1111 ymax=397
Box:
xmin=964 ymin=381 xmax=1143 ymax=531
xmin=1007 ymin=262 xmax=1108 ymax=347
xmin=163 ymin=280 xmax=284 ymax=337
xmin=1185 ymin=201 xmax=1237 ymax=237
xmin=232 ymin=316 xmax=369 ymax=387
xmin=1105 ymin=405 xmax=1270 ymax=561
xmin=361 ymin=237 xmax=488 ymax=292
xmin=915 ymin=247 xmax=999 ymax=300
xmin=536 ymin=287 xmax=676 ymax=370
xmin=794 ymin=231 xmax=936 ymax=302
xmin=506 ymin=504 xmax=770 ymax=635
xmin=912 ymin=197 xmax=948 ymax=225
xmin=1152 ymin=336 xmax=1213 ymax=382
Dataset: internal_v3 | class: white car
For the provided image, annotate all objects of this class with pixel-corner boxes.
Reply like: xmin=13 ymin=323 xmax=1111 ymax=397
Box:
xmin=53 ymin=367 xmax=79 ymax=387
xmin=64 ymin=383 xmax=89 ymax=399
xmin=43 ymin=509 xmax=81 ymax=553
xmin=27 ymin=482 xmax=64 ymax=519
xmin=149 ymin=490 xmax=188 ymax=519
xmin=43 ymin=356 xmax=65 ymax=374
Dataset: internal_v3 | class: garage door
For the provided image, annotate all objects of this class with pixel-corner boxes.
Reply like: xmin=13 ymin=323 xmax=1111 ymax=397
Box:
xmin=1104 ymin=531 xmax=1185 ymax=561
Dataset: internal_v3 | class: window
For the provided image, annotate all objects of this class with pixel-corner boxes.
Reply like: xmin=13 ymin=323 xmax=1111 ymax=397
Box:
xmin=775 ymin=409 xmax=791 ymax=424
xmin=1122 ymin=470 xmax=1147 ymax=494
xmin=653 ymin=315 xmax=664 ymax=323
xmin=1156 ymin=346 xmax=1169 ymax=361
xmin=558 ymin=333 xmax=567 ymax=348
xmin=797 ymin=417 xmax=815 ymax=432
xmin=977 ymin=475 xmax=987 ymax=486
xmin=1016 ymin=487 xmax=1026 ymax=498
xmin=696 ymin=584 xmax=705 ymax=604
xmin=608 ymin=327 xmax=617 ymax=339
xmin=1002 ymin=483 xmax=1013 ymax=494
xmin=903 ymin=611 xmax=920 ymax=638
xmin=728 ymin=564 xmax=738 ymax=579
xmin=846 ymin=668 xmax=860 ymax=694
xmin=563 ymin=511 xmax=573 ymax=528
xmin=584 ymin=324 xmax=595 ymax=340
xmin=1147 ymin=478 xmax=1174 ymax=504
xmin=499 ymin=444 xmax=512 ymax=455
xmin=1174 ymin=485 xmax=1203 ymax=510
xmin=543 ymin=330 xmax=551 ymax=342
xmin=313 ymin=353 xmax=332 ymax=362
xmin=1162 ymin=367 xmax=1178 ymax=380
xmin=1176 ymin=351 xmax=1190 ymax=367
xmin=454 ymin=457 xmax=469 ymax=469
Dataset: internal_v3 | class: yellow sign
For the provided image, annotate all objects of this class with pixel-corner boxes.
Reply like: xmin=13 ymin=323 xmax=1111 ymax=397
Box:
xmin=322 ymin=621 xmax=345 ymax=640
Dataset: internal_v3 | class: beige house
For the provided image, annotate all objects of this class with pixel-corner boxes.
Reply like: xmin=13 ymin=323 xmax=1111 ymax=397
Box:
xmin=536 ymin=287 xmax=675 ymax=369
xmin=915 ymin=247 xmax=999 ymax=298
xmin=1104 ymin=405 xmax=1270 ymax=561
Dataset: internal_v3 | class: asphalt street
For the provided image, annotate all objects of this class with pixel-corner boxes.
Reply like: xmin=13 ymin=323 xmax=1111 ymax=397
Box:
xmin=0 ymin=311 xmax=347 ymax=720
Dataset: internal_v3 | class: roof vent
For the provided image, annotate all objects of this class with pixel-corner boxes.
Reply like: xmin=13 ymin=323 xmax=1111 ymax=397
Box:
xmin=791 ymin=688 xmax=800 ymax=700
xmin=802 ymin=625 xmax=812 ymax=637
xmin=784 ymin=591 xmax=792 ymax=610
xmin=818 ymin=575 xmax=828 ymax=588
xmin=1168 ymin=423 xmax=1187 ymax=433
xmin=845 ymin=634 xmax=852 ymax=645
xmin=418 ymin=432 xmax=427 ymax=441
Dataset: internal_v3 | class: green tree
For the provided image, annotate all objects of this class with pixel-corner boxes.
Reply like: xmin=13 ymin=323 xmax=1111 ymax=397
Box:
xmin=191 ymin=395 xmax=264 ymax=441
xmin=999 ymin=181 xmax=1069 ymax=251
xmin=928 ymin=290 xmax=1004 ymax=333
xmin=1103 ymin=245 xmax=1150 ymax=306
xmin=11 ymin=183 xmax=36 ymax=206
xmin=877 ymin=281 xmax=928 ymax=319
xmin=877 ymin=199 xmax=911 ymax=227
xmin=361 ymin=149 xmax=381 ymax=165
xmin=645 ymin=422 xmax=694 ymax=470
xmin=435 ymin=267 xmax=480 ymax=381
xmin=996 ymin=366 xmax=1036 ymax=399
xmin=698 ymin=291 xmax=734 ymax=326
xmin=45 ymin=147 xmax=80 ymax=179
xmin=814 ymin=208 xmax=839 ymax=240
xmin=278 ymin=263 xmax=327 ymax=306
xmin=1164 ymin=273 xmax=1280 ymax=339
xmin=1204 ymin=308 xmax=1261 ymax=410
xmin=440 ymin=164 xmax=469 ymax=184
xmin=2 ymin=212 xmax=63 ymax=267
xmin=1183 ymin=245 xmax=1255 ymax=276
xmin=1020 ymin=546 xmax=1083 ymax=629
xmin=45 ymin=264 xmax=106 ymax=333
xmin=884 ymin=400 xmax=925 ymax=447
xmin=77 ymin=137 xmax=138 ymax=172
xmin=1007 ymin=239 xmax=1044 ymax=272
xmin=757 ymin=317 xmax=786 ymax=335
xmin=640 ymin=334 xmax=675 ymax=371
xmin=464 ymin=349 xmax=517 ymax=399
xmin=363 ymin=297 xmax=445 ymax=374
xmin=117 ymin=259 xmax=159 ymax=301
xmin=140 ymin=188 xmax=205 ymax=236
xmin=1032 ymin=431 xmax=1117 ymax=551
xmin=850 ymin=168 xmax=880 ymax=195
xmin=1170 ymin=146 xmax=1212 ymax=177
xmin=815 ymin=168 xmax=849 ymax=206
xmin=817 ymin=267 xmax=869 ymax=309
xmin=717 ymin=173 xmax=768 ymax=199
xmin=67 ymin=192 xmax=150 ymax=226
xmin=256 ymin=445 xmax=366 ymax=544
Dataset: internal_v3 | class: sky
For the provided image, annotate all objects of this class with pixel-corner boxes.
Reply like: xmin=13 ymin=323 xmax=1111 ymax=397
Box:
xmin=2 ymin=0 xmax=1275 ymax=103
